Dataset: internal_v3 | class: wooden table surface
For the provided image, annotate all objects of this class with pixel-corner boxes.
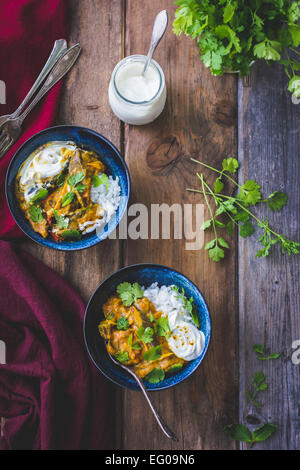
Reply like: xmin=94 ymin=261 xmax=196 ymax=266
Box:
xmin=22 ymin=0 xmax=300 ymax=450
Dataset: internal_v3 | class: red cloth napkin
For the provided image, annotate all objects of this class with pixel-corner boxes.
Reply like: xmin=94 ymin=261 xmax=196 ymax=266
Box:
xmin=0 ymin=241 xmax=114 ymax=450
xmin=0 ymin=0 xmax=67 ymax=239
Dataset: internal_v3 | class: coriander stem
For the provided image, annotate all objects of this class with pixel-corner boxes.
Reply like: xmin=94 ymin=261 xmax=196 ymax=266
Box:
xmin=196 ymin=175 xmax=239 ymax=227
xmin=191 ymin=158 xmax=243 ymax=190
xmin=199 ymin=174 xmax=217 ymax=240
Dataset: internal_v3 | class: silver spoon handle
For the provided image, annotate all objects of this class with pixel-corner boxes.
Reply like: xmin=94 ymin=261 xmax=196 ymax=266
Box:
xmin=128 ymin=368 xmax=178 ymax=442
xmin=18 ymin=44 xmax=81 ymax=122
xmin=143 ymin=10 xmax=168 ymax=75
xmin=13 ymin=39 xmax=67 ymax=118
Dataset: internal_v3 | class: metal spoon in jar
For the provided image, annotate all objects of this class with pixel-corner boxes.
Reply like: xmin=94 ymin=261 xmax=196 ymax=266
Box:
xmin=142 ymin=10 xmax=168 ymax=76
xmin=107 ymin=350 xmax=178 ymax=442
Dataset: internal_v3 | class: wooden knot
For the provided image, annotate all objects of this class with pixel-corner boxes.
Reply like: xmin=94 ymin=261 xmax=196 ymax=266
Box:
xmin=213 ymin=100 xmax=236 ymax=127
xmin=146 ymin=135 xmax=181 ymax=172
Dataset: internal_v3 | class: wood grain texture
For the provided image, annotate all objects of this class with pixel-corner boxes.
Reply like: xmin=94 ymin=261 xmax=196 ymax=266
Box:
xmin=238 ymin=62 xmax=300 ymax=450
xmin=122 ymin=0 xmax=239 ymax=450
xmin=20 ymin=0 xmax=124 ymax=446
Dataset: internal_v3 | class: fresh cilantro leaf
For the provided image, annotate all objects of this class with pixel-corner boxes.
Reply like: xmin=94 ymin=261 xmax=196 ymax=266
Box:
xmin=222 ymin=157 xmax=239 ymax=173
xmin=155 ymin=317 xmax=171 ymax=338
xmin=137 ymin=326 xmax=154 ymax=344
xmin=30 ymin=188 xmax=48 ymax=203
xmin=144 ymin=345 xmax=162 ymax=362
xmin=115 ymin=351 xmax=129 ymax=363
xmin=167 ymin=363 xmax=183 ymax=375
xmin=92 ymin=173 xmax=110 ymax=191
xmin=117 ymin=316 xmax=129 ymax=331
xmin=29 ymin=205 xmax=44 ymax=224
xmin=251 ymin=423 xmax=278 ymax=445
xmin=61 ymin=191 xmax=75 ymax=208
xmin=224 ymin=422 xmax=278 ymax=447
xmin=264 ymin=191 xmax=287 ymax=212
xmin=116 ymin=282 xmax=144 ymax=307
xmin=53 ymin=209 xmax=69 ymax=230
xmin=224 ymin=423 xmax=252 ymax=443
xmin=76 ymin=183 xmax=86 ymax=193
xmin=201 ymin=219 xmax=212 ymax=230
xmin=239 ymin=221 xmax=255 ymax=238
xmin=145 ymin=368 xmax=165 ymax=384
xmin=132 ymin=282 xmax=144 ymax=299
xmin=132 ymin=343 xmax=142 ymax=350
xmin=239 ymin=180 xmax=261 ymax=205
xmin=61 ymin=229 xmax=81 ymax=240
xmin=149 ymin=313 xmax=155 ymax=322
xmin=214 ymin=177 xmax=224 ymax=193
xmin=68 ymin=172 xmax=85 ymax=188
xmin=253 ymin=344 xmax=281 ymax=361
xmin=57 ymin=172 xmax=67 ymax=186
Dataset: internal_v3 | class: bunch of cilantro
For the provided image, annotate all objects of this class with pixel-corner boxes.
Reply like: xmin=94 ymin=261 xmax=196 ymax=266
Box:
xmin=173 ymin=0 xmax=300 ymax=96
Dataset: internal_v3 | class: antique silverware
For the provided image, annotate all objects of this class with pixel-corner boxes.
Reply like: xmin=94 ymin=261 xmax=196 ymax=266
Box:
xmin=108 ymin=350 xmax=178 ymax=442
xmin=0 ymin=39 xmax=67 ymax=129
xmin=0 ymin=43 xmax=81 ymax=160
xmin=142 ymin=10 xmax=168 ymax=75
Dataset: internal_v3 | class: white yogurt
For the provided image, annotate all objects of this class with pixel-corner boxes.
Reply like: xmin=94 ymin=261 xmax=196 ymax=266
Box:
xmin=108 ymin=55 xmax=166 ymax=125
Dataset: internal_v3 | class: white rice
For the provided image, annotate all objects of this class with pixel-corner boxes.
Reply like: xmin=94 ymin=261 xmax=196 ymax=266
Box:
xmin=80 ymin=173 xmax=121 ymax=234
xmin=143 ymin=282 xmax=195 ymax=330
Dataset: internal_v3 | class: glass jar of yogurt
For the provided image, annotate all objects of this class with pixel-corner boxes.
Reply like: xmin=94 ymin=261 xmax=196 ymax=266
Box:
xmin=108 ymin=55 xmax=166 ymax=125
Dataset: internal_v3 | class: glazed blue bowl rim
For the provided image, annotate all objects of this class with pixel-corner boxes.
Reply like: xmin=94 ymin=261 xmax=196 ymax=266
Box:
xmin=83 ymin=263 xmax=212 ymax=391
xmin=5 ymin=124 xmax=131 ymax=251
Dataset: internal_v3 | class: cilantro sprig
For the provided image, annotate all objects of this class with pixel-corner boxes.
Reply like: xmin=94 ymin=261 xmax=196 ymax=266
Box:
xmin=116 ymin=282 xmax=144 ymax=307
xmin=116 ymin=316 xmax=129 ymax=331
xmin=145 ymin=368 xmax=165 ymax=384
xmin=187 ymin=158 xmax=299 ymax=261
xmin=253 ymin=344 xmax=281 ymax=361
xmin=224 ymin=423 xmax=278 ymax=448
xmin=172 ymin=286 xmax=199 ymax=327
xmin=173 ymin=0 xmax=300 ymax=97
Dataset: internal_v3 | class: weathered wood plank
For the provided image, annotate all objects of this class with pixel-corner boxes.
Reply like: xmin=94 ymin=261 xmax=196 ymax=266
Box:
xmin=238 ymin=62 xmax=300 ymax=450
xmin=122 ymin=1 xmax=238 ymax=450
xmin=21 ymin=0 xmax=124 ymax=447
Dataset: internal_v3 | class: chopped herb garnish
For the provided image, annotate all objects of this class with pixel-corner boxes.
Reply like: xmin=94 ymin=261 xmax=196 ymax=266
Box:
xmin=29 ymin=205 xmax=43 ymax=223
xmin=68 ymin=172 xmax=85 ymax=188
xmin=92 ymin=173 xmax=110 ymax=191
xmin=131 ymin=343 xmax=142 ymax=350
xmin=57 ymin=172 xmax=67 ymax=187
xmin=115 ymin=351 xmax=129 ymax=363
xmin=117 ymin=316 xmax=129 ymax=331
xmin=53 ymin=209 xmax=69 ymax=229
xmin=144 ymin=345 xmax=162 ymax=362
xmin=116 ymin=282 xmax=144 ymax=307
xmin=137 ymin=326 xmax=154 ymax=344
xmin=155 ymin=317 xmax=171 ymax=338
xmin=76 ymin=183 xmax=86 ymax=193
xmin=167 ymin=363 xmax=183 ymax=375
xmin=30 ymin=188 xmax=48 ymax=203
xmin=61 ymin=229 xmax=81 ymax=240
xmin=61 ymin=191 xmax=75 ymax=208
xmin=145 ymin=368 xmax=165 ymax=384
xmin=172 ymin=286 xmax=199 ymax=327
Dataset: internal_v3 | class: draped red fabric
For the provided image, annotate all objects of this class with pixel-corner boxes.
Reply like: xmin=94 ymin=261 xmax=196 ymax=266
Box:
xmin=0 ymin=0 xmax=67 ymax=239
xmin=0 ymin=1 xmax=114 ymax=450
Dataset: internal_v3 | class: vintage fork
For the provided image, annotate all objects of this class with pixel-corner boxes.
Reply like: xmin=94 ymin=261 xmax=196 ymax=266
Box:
xmin=0 ymin=43 xmax=81 ymax=160
xmin=0 ymin=39 xmax=67 ymax=129
xmin=107 ymin=350 xmax=179 ymax=442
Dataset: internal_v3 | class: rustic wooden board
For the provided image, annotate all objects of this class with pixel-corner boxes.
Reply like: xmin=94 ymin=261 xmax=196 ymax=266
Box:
xmin=122 ymin=0 xmax=239 ymax=450
xmin=238 ymin=62 xmax=300 ymax=450
xmin=20 ymin=0 xmax=124 ymax=446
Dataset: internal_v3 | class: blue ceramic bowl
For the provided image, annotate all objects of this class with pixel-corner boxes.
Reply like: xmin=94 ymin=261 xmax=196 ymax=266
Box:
xmin=84 ymin=264 xmax=211 ymax=391
xmin=5 ymin=125 xmax=130 ymax=251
